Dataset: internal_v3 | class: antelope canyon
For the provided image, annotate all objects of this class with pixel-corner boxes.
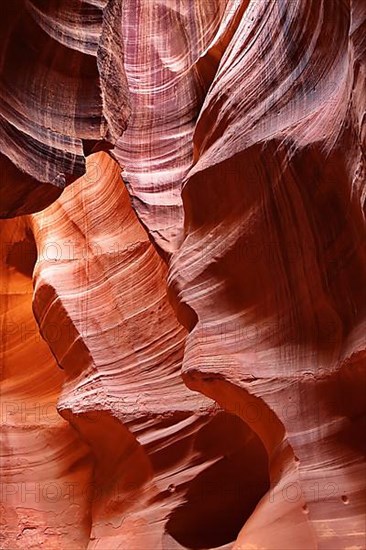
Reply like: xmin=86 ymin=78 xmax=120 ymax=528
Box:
xmin=0 ymin=1 xmax=365 ymax=549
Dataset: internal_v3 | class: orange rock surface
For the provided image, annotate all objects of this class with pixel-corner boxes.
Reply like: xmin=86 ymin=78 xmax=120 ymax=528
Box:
xmin=1 ymin=1 xmax=365 ymax=549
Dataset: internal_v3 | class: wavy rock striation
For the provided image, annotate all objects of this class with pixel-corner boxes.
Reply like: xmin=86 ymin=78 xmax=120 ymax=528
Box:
xmin=169 ymin=0 xmax=366 ymax=548
xmin=115 ymin=0 xmax=253 ymax=253
xmin=26 ymin=153 xmax=268 ymax=549
xmin=0 ymin=0 xmax=130 ymax=217
xmin=0 ymin=0 xmax=365 ymax=549
xmin=0 ymin=217 xmax=93 ymax=549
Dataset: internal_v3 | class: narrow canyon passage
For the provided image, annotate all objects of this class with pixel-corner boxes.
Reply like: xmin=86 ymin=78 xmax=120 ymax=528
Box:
xmin=0 ymin=0 xmax=365 ymax=548
xmin=2 ymin=154 xmax=272 ymax=549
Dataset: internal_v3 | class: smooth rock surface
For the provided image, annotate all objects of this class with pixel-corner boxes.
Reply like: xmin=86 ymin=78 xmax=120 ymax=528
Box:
xmin=0 ymin=1 xmax=365 ymax=549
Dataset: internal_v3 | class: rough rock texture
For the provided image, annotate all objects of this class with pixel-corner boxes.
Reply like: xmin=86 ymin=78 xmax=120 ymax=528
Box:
xmin=0 ymin=0 xmax=365 ymax=549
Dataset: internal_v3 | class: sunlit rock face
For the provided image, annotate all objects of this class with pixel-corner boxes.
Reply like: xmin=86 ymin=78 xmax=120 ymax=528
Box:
xmin=1 ymin=154 xmax=270 ymax=549
xmin=0 ymin=217 xmax=93 ymax=549
xmin=0 ymin=1 xmax=365 ymax=549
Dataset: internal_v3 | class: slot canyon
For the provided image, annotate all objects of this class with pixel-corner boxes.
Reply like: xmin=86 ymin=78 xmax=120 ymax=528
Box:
xmin=0 ymin=1 xmax=365 ymax=549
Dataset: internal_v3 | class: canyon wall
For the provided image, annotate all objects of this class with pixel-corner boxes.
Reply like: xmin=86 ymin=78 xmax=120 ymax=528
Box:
xmin=1 ymin=1 xmax=365 ymax=549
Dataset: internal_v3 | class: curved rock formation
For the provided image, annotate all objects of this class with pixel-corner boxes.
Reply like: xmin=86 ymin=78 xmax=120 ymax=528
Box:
xmin=170 ymin=0 xmax=366 ymax=548
xmin=28 ymin=152 xmax=269 ymax=548
xmin=0 ymin=0 xmax=365 ymax=549
xmin=115 ymin=0 xmax=252 ymax=253
xmin=115 ymin=0 xmax=226 ymax=252
xmin=0 ymin=0 xmax=130 ymax=217
xmin=0 ymin=217 xmax=93 ymax=549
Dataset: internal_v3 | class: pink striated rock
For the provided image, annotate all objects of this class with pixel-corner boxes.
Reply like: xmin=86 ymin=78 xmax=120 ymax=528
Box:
xmin=0 ymin=1 xmax=365 ymax=549
xmin=29 ymin=153 xmax=268 ymax=548
xmin=0 ymin=217 xmax=93 ymax=549
xmin=169 ymin=1 xmax=366 ymax=548
xmin=0 ymin=0 xmax=130 ymax=216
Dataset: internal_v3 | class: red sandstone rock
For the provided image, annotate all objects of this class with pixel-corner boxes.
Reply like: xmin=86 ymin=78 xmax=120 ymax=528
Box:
xmin=0 ymin=0 xmax=130 ymax=217
xmin=0 ymin=217 xmax=93 ymax=549
xmin=170 ymin=1 xmax=366 ymax=548
xmin=0 ymin=1 xmax=365 ymax=549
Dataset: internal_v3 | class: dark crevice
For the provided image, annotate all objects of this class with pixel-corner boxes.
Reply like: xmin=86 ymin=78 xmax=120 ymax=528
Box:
xmin=165 ymin=412 xmax=269 ymax=549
